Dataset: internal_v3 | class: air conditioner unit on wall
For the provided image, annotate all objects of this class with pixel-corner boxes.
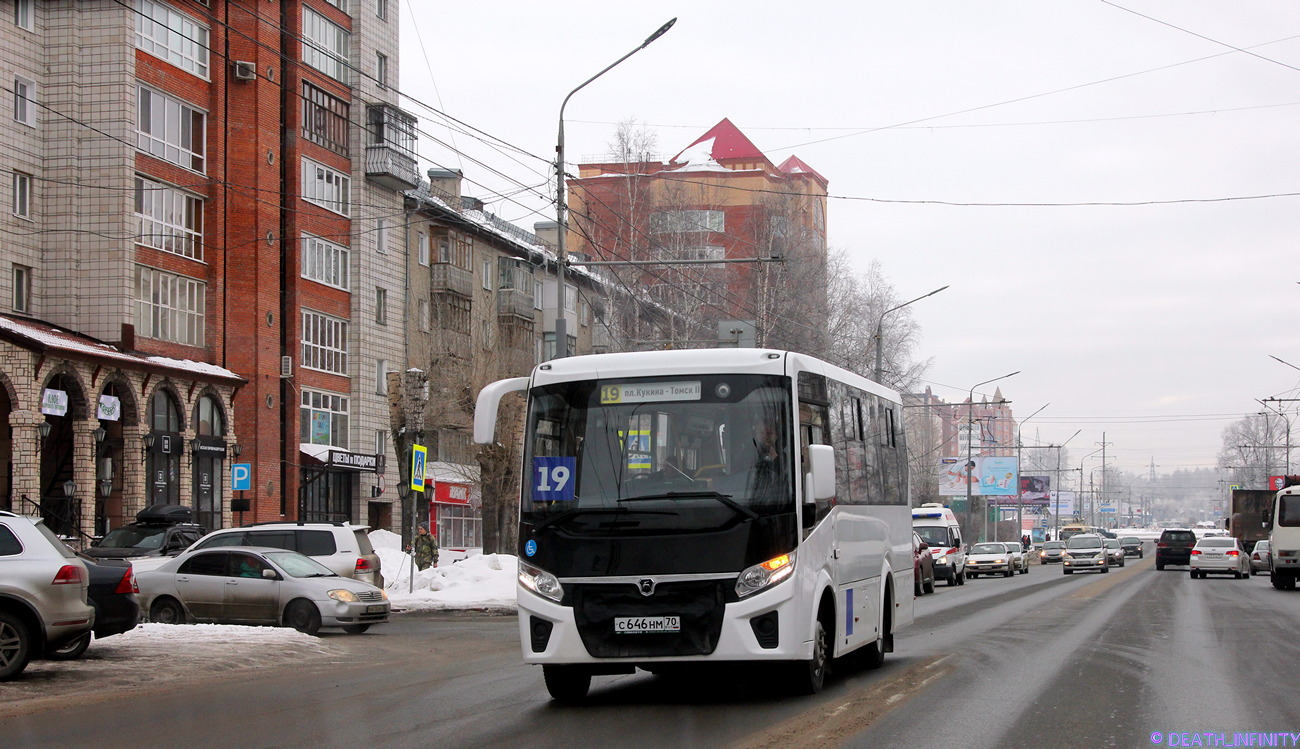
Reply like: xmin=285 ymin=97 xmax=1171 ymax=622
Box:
xmin=280 ymin=356 xmax=293 ymax=378
xmin=232 ymin=61 xmax=257 ymax=82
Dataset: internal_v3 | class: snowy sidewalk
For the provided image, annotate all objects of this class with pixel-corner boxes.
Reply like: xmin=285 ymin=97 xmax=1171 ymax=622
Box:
xmin=369 ymin=529 xmax=517 ymax=613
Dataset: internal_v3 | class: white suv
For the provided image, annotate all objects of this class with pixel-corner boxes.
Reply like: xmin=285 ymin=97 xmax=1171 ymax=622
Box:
xmin=186 ymin=522 xmax=383 ymax=587
xmin=0 ymin=511 xmax=95 ymax=680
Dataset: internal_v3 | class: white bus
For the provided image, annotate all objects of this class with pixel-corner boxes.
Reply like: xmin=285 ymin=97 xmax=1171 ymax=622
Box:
xmin=473 ymin=348 xmax=915 ymax=700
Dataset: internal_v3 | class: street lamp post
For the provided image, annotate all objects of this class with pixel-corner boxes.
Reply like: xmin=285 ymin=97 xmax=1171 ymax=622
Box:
xmin=552 ymin=18 xmax=676 ymax=360
xmin=873 ymin=285 xmax=948 ymax=384
xmin=1013 ymin=402 xmax=1050 ymax=542
xmin=1258 ymin=400 xmax=1292 ymax=476
xmin=964 ymin=371 xmax=1020 ymax=543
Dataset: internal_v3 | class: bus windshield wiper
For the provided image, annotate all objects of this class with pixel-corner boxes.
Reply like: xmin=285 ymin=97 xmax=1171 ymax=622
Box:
xmin=619 ymin=491 xmax=758 ymax=520
xmin=532 ymin=507 xmax=628 ymax=533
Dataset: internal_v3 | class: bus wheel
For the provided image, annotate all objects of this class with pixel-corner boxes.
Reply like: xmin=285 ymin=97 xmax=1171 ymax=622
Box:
xmin=793 ymin=617 xmax=829 ymax=694
xmin=543 ymin=665 xmax=591 ymax=703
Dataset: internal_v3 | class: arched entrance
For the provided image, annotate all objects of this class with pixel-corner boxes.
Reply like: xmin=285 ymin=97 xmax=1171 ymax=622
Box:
xmin=145 ymin=389 xmax=183 ymax=506
xmin=38 ymin=371 xmax=87 ymax=538
xmin=192 ymin=393 xmax=228 ymax=531
xmin=94 ymin=380 xmax=137 ymax=535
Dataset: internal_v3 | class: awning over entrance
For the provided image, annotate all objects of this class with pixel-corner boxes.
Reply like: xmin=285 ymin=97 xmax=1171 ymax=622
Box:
xmin=299 ymin=443 xmax=386 ymax=473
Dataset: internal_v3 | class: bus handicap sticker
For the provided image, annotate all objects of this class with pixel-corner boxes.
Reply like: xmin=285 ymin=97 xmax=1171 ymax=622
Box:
xmin=533 ymin=457 xmax=576 ymax=501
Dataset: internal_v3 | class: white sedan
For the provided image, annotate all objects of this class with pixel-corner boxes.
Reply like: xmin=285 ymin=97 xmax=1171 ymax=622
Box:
xmin=1189 ymin=537 xmax=1250 ymax=580
xmin=965 ymin=543 xmax=1017 ymax=578
xmin=137 ymin=546 xmax=389 ymax=634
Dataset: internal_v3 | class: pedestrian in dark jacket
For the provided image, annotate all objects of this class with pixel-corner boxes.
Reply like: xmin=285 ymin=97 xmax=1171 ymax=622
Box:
xmin=411 ymin=522 xmax=439 ymax=571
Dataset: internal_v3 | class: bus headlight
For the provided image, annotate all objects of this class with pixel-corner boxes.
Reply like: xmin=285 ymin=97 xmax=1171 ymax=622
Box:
xmin=518 ymin=561 xmax=563 ymax=603
xmin=736 ymin=552 xmax=795 ymax=599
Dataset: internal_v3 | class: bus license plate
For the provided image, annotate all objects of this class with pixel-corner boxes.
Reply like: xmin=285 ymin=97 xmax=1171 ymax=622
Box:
xmin=614 ymin=616 xmax=680 ymax=634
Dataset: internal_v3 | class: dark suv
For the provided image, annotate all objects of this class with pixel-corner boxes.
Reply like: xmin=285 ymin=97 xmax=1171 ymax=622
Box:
xmin=83 ymin=504 xmax=205 ymax=563
xmin=1156 ymin=529 xmax=1198 ymax=570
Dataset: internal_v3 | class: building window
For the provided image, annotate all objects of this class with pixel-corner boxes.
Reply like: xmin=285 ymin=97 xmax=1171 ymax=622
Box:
xmin=375 ymin=428 xmax=387 ymax=456
xmin=301 ymin=233 xmax=349 ymax=290
xmin=301 ymin=82 xmax=349 ymax=156
xmin=376 ymin=53 xmax=388 ymax=88
xmin=302 ymin=157 xmax=350 ymax=216
xmin=137 ymin=86 xmax=206 ymax=172
xmin=480 ymin=319 xmax=492 ymax=349
xmin=301 ymin=309 xmax=348 ymax=375
xmin=13 ymin=76 xmax=35 ymax=127
xmin=417 ymin=297 xmax=429 ymax=331
xmin=134 ymin=176 xmax=203 ymax=260
xmin=319 ymin=0 xmax=347 ymax=10
xmin=302 ymin=8 xmax=350 ymax=83
xmin=12 ymin=265 xmax=31 ymax=313
xmin=13 ymin=172 xmax=31 ymax=219
xmin=435 ymin=293 xmax=471 ymax=335
xmin=417 ymin=232 xmax=429 ymax=266
xmin=481 ymin=260 xmax=492 ymax=291
xmin=135 ymin=265 xmax=205 ymax=346
xmin=565 ymin=283 xmax=577 ymax=313
xmin=375 ymin=359 xmax=388 ymax=395
xmin=649 ymin=209 xmax=725 ymax=234
xmin=15 ymin=0 xmax=33 ymax=30
xmin=376 ymin=218 xmax=387 ymax=254
xmin=375 ymin=0 xmax=386 ymax=20
xmin=533 ymin=279 xmax=544 ymax=310
xmin=300 ymin=389 xmax=349 ymax=448
xmin=135 ymin=0 xmax=210 ymax=78
xmin=375 ymin=287 xmax=387 ymax=325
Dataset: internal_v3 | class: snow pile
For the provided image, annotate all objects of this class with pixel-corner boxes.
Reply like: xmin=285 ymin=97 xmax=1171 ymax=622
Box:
xmin=370 ymin=530 xmax=517 ymax=613
xmin=108 ymin=622 xmax=334 ymax=653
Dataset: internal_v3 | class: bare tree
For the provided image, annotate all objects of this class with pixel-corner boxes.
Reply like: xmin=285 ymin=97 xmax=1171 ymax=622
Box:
xmin=1218 ymin=413 xmax=1281 ymax=488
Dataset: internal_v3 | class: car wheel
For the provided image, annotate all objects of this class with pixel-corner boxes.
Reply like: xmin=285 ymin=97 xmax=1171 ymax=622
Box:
xmin=1156 ymin=561 xmax=1165 ymax=570
xmin=1101 ymin=565 xmax=1109 ymax=573
xmin=1005 ymin=568 xmax=1013 ymax=578
xmin=0 ymin=611 xmax=32 ymax=681
xmin=543 ymin=664 xmax=592 ymax=703
xmin=956 ymin=569 xmax=965 ymax=586
xmin=914 ymin=579 xmax=923 ymax=597
xmin=285 ymin=600 xmax=322 ymax=636
xmin=45 ymin=631 xmax=91 ymax=661
xmin=341 ymin=624 xmax=370 ymax=634
xmin=947 ymin=571 xmax=958 ymax=587
xmin=923 ymin=574 xmax=935 ymax=595
xmin=150 ymin=597 xmax=188 ymax=625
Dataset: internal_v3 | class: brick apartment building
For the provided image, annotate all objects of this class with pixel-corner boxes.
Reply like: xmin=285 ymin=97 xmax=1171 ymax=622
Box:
xmin=566 ymin=118 xmax=831 ymax=352
xmin=0 ymin=0 xmax=413 ymax=539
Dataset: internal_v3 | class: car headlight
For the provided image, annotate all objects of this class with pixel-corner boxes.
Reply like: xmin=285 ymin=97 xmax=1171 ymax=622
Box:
xmin=327 ymin=589 xmax=359 ymax=602
xmin=937 ymin=555 xmax=949 ymax=565
xmin=736 ymin=551 xmax=796 ymax=599
xmin=518 ymin=561 xmax=563 ymax=603
xmin=994 ymin=558 xmax=1005 ymax=564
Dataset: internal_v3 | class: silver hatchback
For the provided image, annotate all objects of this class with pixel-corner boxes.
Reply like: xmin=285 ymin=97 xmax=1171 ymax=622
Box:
xmin=137 ymin=546 xmax=389 ymax=634
xmin=0 ymin=511 xmax=95 ymax=679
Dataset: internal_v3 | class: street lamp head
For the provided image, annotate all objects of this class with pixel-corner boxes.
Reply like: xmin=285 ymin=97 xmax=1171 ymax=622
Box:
xmin=643 ymin=18 xmax=676 ymax=47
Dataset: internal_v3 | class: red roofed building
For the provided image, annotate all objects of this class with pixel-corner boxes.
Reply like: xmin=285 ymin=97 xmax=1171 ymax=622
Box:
xmin=566 ymin=118 xmax=829 ymax=352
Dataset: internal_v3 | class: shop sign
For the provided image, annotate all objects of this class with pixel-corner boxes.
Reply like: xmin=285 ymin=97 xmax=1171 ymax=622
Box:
xmin=41 ymin=388 xmax=68 ymax=416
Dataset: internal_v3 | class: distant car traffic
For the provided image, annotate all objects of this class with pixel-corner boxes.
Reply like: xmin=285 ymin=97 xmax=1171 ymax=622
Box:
xmin=1103 ymin=538 xmax=1126 ymax=567
xmin=1063 ymin=534 xmax=1108 ymax=574
xmin=137 ymin=546 xmax=389 ymax=635
xmin=1038 ymin=541 xmax=1066 ymax=564
xmin=966 ymin=542 xmax=1016 ymax=578
xmin=1250 ymin=539 xmax=1272 ymax=576
xmin=0 ymin=511 xmax=95 ymax=680
xmin=913 ymin=532 xmax=936 ymax=596
xmin=1189 ymin=537 xmax=1249 ymax=579
xmin=1156 ymin=529 xmax=1198 ymax=570
xmin=1120 ymin=537 xmax=1144 ymax=558
xmin=1000 ymin=542 xmax=1029 ymax=574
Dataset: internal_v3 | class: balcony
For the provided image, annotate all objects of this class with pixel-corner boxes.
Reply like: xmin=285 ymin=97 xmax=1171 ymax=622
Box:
xmin=430 ymin=264 xmax=474 ymax=298
xmin=365 ymin=103 xmax=419 ymax=191
xmin=365 ymin=143 xmax=419 ymax=191
xmin=496 ymin=288 xmax=536 ymax=321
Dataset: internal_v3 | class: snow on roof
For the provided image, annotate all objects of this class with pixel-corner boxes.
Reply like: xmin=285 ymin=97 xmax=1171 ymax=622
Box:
xmin=0 ymin=315 xmax=242 ymax=382
xmin=777 ymin=155 xmax=829 ymax=187
xmin=671 ymin=118 xmax=769 ymax=164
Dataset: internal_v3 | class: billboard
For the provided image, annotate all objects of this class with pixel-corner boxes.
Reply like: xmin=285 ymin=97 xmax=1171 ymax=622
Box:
xmin=938 ymin=456 xmax=1019 ymax=496
xmin=1050 ymin=490 xmax=1076 ymax=518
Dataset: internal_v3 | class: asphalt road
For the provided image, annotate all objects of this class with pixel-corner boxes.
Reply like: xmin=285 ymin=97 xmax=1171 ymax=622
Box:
xmin=4 ymin=554 xmax=1298 ymax=749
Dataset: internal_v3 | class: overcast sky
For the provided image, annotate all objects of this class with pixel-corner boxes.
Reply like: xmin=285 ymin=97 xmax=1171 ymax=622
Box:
xmin=398 ymin=1 xmax=1300 ymax=478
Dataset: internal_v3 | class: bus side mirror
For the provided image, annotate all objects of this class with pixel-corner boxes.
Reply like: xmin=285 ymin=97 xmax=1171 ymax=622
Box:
xmin=1263 ymin=509 xmax=1273 ymax=528
xmin=806 ymin=445 xmax=835 ymax=502
xmin=473 ymin=377 xmax=529 ymax=445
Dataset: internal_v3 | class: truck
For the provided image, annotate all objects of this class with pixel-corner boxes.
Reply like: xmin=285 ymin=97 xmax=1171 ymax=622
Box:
xmin=1226 ymin=489 xmax=1273 ymax=553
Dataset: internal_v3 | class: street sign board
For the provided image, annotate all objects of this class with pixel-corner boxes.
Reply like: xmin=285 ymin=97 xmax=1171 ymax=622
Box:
xmin=231 ymin=463 xmax=251 ymax=492
xmin=410 ymin=445 xmax=427 ymax=493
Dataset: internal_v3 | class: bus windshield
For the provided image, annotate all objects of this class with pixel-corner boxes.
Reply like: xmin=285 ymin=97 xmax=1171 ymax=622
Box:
xmin=522 ymin=374 xmax=795 ymax=535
